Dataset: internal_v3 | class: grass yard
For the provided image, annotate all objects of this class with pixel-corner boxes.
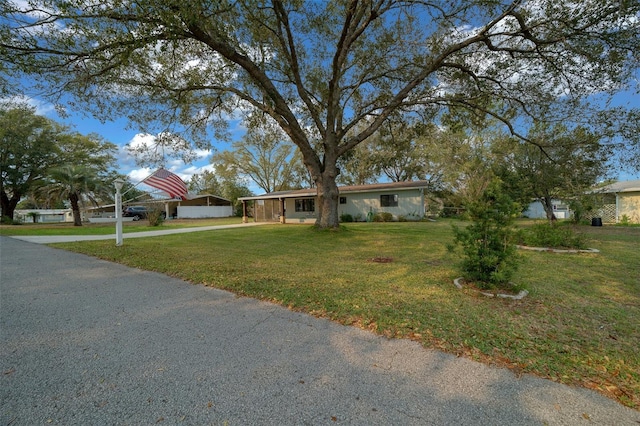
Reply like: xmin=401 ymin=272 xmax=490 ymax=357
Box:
xmin=0 ymin=216 xmax=241 ymax=235
xmin=41 ymin=220 xmax=640 ymax=408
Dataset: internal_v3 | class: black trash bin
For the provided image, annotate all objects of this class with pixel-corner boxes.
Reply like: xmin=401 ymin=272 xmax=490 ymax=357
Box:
xmin=591 ymin=217 xmax=603 ymax=227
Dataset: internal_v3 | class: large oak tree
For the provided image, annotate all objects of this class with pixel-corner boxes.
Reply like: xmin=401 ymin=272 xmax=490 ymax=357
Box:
xmin=0 ymin=104 xmax=61 ymax=219
xmin=2 ymin=1 xmax=638 ymax=228
xmin=0 ymin=103 xmax=118 ymax=220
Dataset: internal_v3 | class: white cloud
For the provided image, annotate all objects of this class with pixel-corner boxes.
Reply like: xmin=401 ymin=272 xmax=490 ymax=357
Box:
xmin=194 ymin=148 xmax=212 ymax=158
xmin=127 ymin=167 xmax=153 ymax=183
xmin=0 ymin=95 xmax=56 ymax=115
xmin=182 ymin=164 xmax=215 ymax=176
xmin=166 ymin=159 xmax=185 ymax=169
xmin=127 ymin=133 xmax=157 ymax=150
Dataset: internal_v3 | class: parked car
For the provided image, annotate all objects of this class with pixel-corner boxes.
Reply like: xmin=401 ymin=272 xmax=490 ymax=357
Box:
xmin=123 ymin=206 xmax=166 ymax=221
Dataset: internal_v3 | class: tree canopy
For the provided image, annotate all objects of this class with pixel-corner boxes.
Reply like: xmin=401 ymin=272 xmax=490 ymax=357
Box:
xmin=0 ymin=102 xmax=118 ymax=220
xmin=494 ymin=124 xmax=609 ymax=222
xmin=211 ymin=115 xmax=307 ymax=193
xmin=2 ymin=0 xmax=638 ymax=227
xmin=38 ymin=164 xmax=110 ymax=226
xmin=1 ymin=104 xmax=62 ymax=219
xmin=188 ymin=170 xmax=253 ymax=216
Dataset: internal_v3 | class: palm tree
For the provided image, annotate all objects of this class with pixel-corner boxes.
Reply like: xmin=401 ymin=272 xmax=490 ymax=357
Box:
xmin=38 ymin=165 xmax=110 ymax=226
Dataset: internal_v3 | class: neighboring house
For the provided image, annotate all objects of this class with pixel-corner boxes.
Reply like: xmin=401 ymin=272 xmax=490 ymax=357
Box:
xmin=523 ymin=200 xmax=573 ymax=220
xmin=14 ymin=209 xmax=74 ymax=223
xmin=239 ymin=181 xmax=430 ymax=224
xmin=85 ymin=194 xmax=233 ymax=222
xmin=590 ymin=180 xmax=640 ymax=224
xmin=168 ymin=194 xmax=233 ymax=219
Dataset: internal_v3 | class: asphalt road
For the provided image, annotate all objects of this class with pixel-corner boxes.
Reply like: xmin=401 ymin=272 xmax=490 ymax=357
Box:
xmin=1 ymin=236 xmax=639 ymax=425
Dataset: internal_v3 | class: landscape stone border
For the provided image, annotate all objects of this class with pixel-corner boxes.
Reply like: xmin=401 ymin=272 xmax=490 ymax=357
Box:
xmin=516 ymin=245 xmax=600 ymax=254
xmin=453 ymin=277 xmax=529 ymax=300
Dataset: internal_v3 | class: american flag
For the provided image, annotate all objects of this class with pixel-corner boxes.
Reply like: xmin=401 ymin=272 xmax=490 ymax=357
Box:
xmin=143 ymin=168 xmax=189 ymax=200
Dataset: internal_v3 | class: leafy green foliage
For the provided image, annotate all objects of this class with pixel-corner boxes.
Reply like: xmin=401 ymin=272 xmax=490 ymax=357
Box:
xmin=373 ymin=212 xmax=394 ymax=222
xmin=189 ymin=168 xmax=253 ymax=216
xmin=0 ymin=103 xmax=62 ymax=219
xmin=1 ymin=102 xmax=118 ymax=221
xmin=26 ymin=211 xmax=39 ymax=223
xmin=146 ymin=203 xmax=166 ymax=227
xmin=0 ymin=215 xmax=19 ymax=225
xmin=518 ymin=222 xmax=588 ymax=249
xmin=449 ymin=181 xmax=521 ymax=289
xmin=211 ymin=115 xmax=308 ymax=193
xmin=618 ymin=215 xmax=632 ymax=226
xmin=494 ymin=123 xmax=610 ymax=222
xmin=38 ymin=165 xmax=110 ymax=226
xmin=339 ymin=213 xmax=353 ymax=223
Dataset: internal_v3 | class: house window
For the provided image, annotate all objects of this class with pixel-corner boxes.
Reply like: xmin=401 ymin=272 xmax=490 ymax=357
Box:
xmin=339 ymin=196 xmax=347 ymax=204
xmin=380 ymin=194 xmax=398 ymax=207
xmin=295 ymin=198 xmax=315 ymax=212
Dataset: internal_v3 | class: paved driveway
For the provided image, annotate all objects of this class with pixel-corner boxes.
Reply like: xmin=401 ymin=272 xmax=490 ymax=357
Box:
xmin=1 ymin=236 xmax=639 ymax=425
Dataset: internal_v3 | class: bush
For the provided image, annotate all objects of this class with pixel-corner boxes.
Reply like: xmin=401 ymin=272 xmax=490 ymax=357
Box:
xmin=448 ymin=180 xmax=521 ymax=290
xmin=340 ymin=213 xmax=354 ymax=223
xmin=372 ymin=212 xmax=393 ymax=222
xmin=146 ymin=204 xmax=166 ymax=227
xmin=518 ymin=222 xmax=587 ymax=249
xmin=1 ymin=215 xmax=21 ymax=225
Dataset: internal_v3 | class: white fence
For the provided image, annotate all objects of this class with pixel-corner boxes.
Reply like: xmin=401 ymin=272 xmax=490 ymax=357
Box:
xmin=177 ymin=206 xmax=233 ymax=219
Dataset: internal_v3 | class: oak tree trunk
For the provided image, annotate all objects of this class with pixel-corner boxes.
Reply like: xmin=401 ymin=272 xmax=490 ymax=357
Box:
xmin=1 ymin=191 xmax=20 ymax=221
xmin=313 ymin=157 xmax=341 ymax=229
xmin=541 ymin=196 xmax=557 ymax=223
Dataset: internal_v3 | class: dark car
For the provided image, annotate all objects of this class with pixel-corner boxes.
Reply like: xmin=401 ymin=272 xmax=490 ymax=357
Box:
xmin=123 ymin=206 xmax=166 ymax=221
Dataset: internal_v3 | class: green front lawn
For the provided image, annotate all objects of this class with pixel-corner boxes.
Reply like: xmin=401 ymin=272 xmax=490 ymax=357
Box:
xmin=0 ymin=216 xmax=242 ymax=235
xmin=46 ymin=220 xmax=640 ymax=408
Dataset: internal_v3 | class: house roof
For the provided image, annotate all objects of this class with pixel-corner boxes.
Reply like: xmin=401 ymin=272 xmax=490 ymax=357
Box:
xmin=186 ymin=193 xmax=232 ymax=202
xmin=84 ymin=194 xmax=231 ymax=211
xmin=238 ymin=180 xmax=431 ymax=201
xmin=595 ymin=180 xmax=640 ymax=194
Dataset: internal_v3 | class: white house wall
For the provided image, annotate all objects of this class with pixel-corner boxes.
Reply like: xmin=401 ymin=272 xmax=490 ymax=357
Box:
xmin=283 ymin=189 xmax=425 ymax=221
xmin=177 ymin=206 xmax=233 ymax=218
xmin=342 ymin=189 xmax=425 ymax=220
